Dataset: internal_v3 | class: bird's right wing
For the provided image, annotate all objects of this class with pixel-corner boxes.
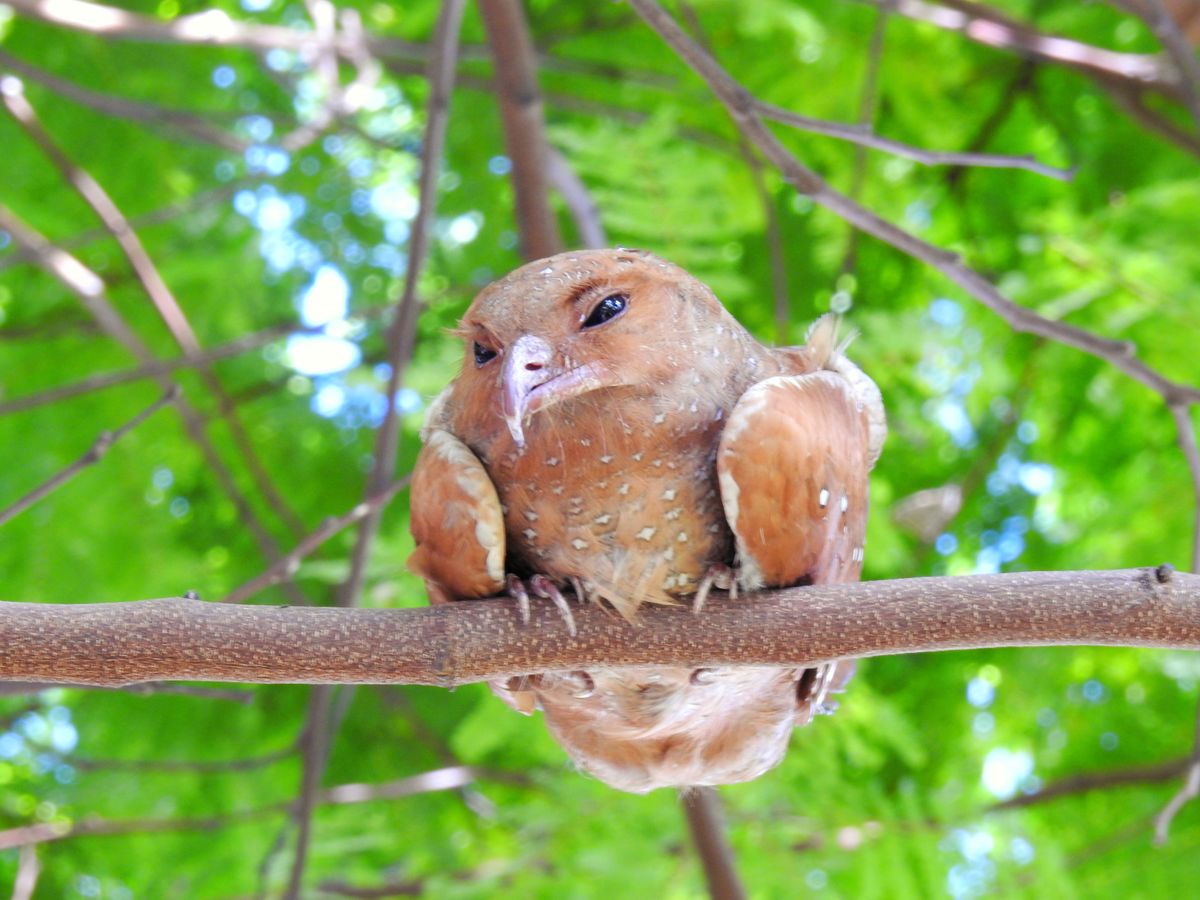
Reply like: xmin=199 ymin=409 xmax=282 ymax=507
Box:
xmin=408 ymin=428 xmax=506 ymax=604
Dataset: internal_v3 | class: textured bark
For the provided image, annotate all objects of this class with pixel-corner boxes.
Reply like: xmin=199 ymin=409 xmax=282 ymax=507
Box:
xmin=0 ymin=568 xmax=1196 ymax=687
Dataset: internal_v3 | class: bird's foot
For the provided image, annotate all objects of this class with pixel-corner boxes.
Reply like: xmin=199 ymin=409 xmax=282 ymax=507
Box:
xmin=692 ymin=564 xmax=739 ymax=614
xmin=506 ymin=573 xmax=579 ymax=637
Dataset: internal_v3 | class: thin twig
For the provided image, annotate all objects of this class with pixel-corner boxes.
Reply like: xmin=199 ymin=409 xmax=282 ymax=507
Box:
xmin=628 ymin=0 xmax=1200 ymax=409
xmin=479 ymin=0 xmax=564 ymax=260
xmin=0 ymin=681 xmax=256 ymax=702
xmin=1116 ymin=0 xmax=1200 ymax=130
xmin=677 ymin=3 xmax=790 ymax=343
xmin=0 ymin=203 xmax=309 ymax=605
xmin=757 ymin=102 xmax=1073 ymax=181
xmin=0 ymin=182 xmax=247 ymax=273
xmin=0 ymin=306 xmax=388 ymax=417
xmin=65 ymin=745 xmax=295 ymax=774
xmin=546 ymin=146 xmax=607 ymax=249
xmin=1154 ymin=704 xmax=1200 ymax=844
xmin=839 ymin=0 xmax=892 ymax=277
xmin=989 ymin=755 xmax=1191 ymax=811
xmin=340 ymin=0 xmax=464 ymax=609
xmin=222 ymin=475 xmax=411 ymax=604
xmin=681 ymin=788 xmax=747 ymax=900
xmin=0 ymin=49 xmax=248 ymax=150
xmin=854 ymin=0 xmax=1175 ymax=94
xmin=2 ymin=77 xmax=307 ymax=538
xmin=278 ymin=3 xmax=465 ymax=893
xmin=0 ymin=388 xmax=177 ymax=528
xmin=0 ymin=766 xmax=511 ymax=850
xmin=282 ymin=684 xmax=335 ymax=900
xmin=1171 ymin=405 xmax=1200 ymax=573
xmin=12 ymin=844 xmax=39 ymax=900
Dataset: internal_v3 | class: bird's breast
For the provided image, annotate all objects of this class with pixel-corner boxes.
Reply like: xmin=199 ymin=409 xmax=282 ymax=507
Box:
xmin=486 ymin=399 xmax=733 ymax=612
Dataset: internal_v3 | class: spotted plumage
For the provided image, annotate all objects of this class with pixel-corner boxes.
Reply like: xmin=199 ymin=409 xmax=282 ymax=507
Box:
xmin=409 ymin=248 xmax=884 ymax=792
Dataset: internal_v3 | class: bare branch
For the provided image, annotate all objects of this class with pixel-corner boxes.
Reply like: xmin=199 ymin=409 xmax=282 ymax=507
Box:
xmin=0 ymin=182 xmax=248 ymax=274
xmin=0 ymin=49 xmax=248 ymax=150
xmin=12 ymin=845 xmax=39 ymax=900
xmin=0 ymin=766 xmax=510 ymax=850
xmin=546 ymin=146 xmax=607 ymax=250
xmin=856 ymin=0 xmax=1177 ymax=95
xmin=1154 ymin=702 xmax=1200 ymax=844
xmin=223 ymin=476 xmax=411 ymax=604
xmin=480 ymin=0 xmax=564 ymax=260
xmin=757 ymin=102 xmax=1073 ymax=181
xmin=0 ymin=203 xmax=309 ymax=604
xmin=0 ymin=680 xmax=255 ymax=702
xmin=0 ymin=388 xmax=177 ymax=528
xmin=628 ymin=0 xmax=1200 ymax=408
xmin=990 ymin=755 xmax=1190 ymax=811
xmin=681 ymin=788 xmax=747 ymax=900
xmin=0 ymin=305 xmax=389 ymax=417
xmin=0 ymin=569 xmax=1197 ymax=686
xmin=1172 ymin=405 xmax=1200 ymax=573
xmin=283 ymin=684 xmax=336 ymax=900
xmin=340 ymin=0 xmax=464 ymax=609
xmin=1115 ymin=0 xmax=1200 ymax=129
xmin=2 ymin=76 xmax=307 ymax=538
xmin=64 ymin=745 xmax=295 ymax=774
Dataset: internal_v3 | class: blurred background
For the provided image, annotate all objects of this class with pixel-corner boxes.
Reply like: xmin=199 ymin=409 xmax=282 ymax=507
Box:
xmin=1 ymin=0 xmax=1199 ymax=896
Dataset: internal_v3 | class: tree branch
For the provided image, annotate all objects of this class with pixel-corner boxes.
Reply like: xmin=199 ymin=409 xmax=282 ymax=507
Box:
xmin=2 ymin=76 xmax=307 ymax=538
xmin=628 ymin=0 xmax=1200 ymax=408
xmin=681 ymin=787 xmax=747 ymax=900
xmin=0 ymin=201 xmax=310 ymax=604
xmin=0 ymin=568 xmax=1196 ymax=686
xmin=0 ymin=388 xmax=177 ymax=528
xmin=338 ymin=0 xmax=463 ymax=609
xmin=479 ymin=0 xmax=564 ymax=260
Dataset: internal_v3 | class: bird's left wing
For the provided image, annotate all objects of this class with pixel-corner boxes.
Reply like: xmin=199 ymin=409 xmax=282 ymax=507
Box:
xmin=717 ymin=369 xmax=876 ymax=591
xmin=717 ymin=363 xmax=882 ymax=724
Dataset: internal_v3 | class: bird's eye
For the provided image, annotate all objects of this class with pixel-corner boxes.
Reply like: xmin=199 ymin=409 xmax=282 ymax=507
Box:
xmin=474 ymin=342 xmax=498 ymax=366
xmin=582 ymin=293 xmax=628 ymax=329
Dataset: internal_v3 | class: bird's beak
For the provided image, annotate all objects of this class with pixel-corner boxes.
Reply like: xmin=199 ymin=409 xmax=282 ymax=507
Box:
xmin=501 ymin=334 xmax=556 ymax=449
xmin=500 ymin=334 xmax=605 ymax=450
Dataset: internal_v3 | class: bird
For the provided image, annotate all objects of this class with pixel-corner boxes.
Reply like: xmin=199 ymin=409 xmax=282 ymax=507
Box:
xmin=408 ymin=248 xmax=885 ymax=793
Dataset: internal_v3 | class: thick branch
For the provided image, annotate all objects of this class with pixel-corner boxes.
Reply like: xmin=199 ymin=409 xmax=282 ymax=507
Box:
xmin=479 ymin=0 xmax=564 ymax=260
xmin=682 ymin=788 xmax=747 ymax=900
xmin=0 ymin=569 xmax=1196 ymax=686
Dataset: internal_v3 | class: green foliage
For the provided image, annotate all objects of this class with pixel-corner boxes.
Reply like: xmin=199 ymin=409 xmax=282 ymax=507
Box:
xmin=2 ymin=0 xmax=1199 ymax=896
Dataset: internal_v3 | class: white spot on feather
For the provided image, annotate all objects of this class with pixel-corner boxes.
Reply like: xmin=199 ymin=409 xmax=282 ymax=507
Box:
xmin=637 ymin=527 xmax=656 ymax=541
xmin=662 ymin=488 xmax=677 ymax=501
xmin=572 ymin=538 xmax=588 ymax=550
xmin=819 ymin=488 xmax=830 ymax=508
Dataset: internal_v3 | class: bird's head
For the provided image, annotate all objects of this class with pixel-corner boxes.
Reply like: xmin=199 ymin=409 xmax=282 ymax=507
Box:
xmin=451 ymin=248 xmax=747 ymax=449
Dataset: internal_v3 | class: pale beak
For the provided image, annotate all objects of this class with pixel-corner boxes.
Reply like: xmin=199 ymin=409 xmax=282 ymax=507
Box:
xmin=499 ymin=334 xmax=606 ymax=450
xmin=501 ymin=334 xmax=555 ymax=449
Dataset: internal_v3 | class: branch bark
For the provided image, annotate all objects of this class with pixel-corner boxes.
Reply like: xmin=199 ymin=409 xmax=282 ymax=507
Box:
xmin=479 ymin=0 xmax=564 ymax=260
xmin=0 ymin=568 xmax=1196 ymax=686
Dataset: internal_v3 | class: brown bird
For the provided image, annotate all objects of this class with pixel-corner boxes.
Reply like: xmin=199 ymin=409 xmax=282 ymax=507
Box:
xmin=409 ymin=248 xmax=885 ymax=793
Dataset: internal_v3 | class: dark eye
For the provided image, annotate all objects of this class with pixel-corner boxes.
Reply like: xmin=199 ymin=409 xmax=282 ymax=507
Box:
xmin=474 ymin=341 xmax=497 ymax=366
xmin=582 ymin=293 xmax=628 ymax=329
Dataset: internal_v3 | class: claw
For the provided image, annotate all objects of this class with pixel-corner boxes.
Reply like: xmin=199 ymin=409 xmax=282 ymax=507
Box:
xmin=530 ymin=574 xmax=577 ymax=637
xmin=568 ymin=575 xmax=587 ymax=604
xmin=693 ymin=564 xmax=737 ymax=614
xmin=506 ymin=574 xmax=531 ymax=625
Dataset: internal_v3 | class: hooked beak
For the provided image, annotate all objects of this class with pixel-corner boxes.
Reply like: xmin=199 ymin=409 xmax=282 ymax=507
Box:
xmin=500 ymin=334 xmax=603 ymax=449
